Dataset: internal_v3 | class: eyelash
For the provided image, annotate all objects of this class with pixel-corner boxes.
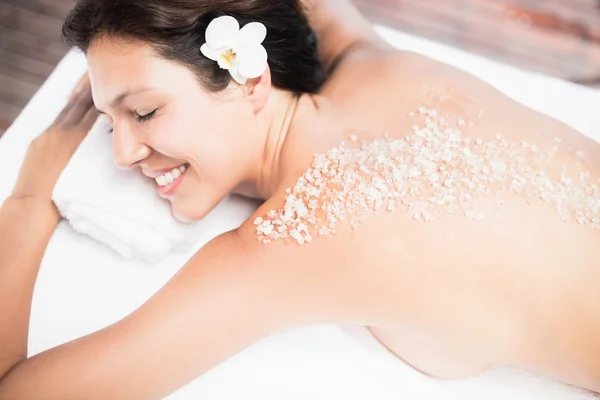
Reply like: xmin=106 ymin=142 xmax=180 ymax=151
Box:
xmin=135 ymin=109 xmax=157 ymax=123
xmin=105 ymin=109 xmax=157 ymax=134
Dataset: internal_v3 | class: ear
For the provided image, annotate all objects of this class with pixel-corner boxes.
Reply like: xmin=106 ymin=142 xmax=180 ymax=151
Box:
xmin=241 ymin=65 xmax=272 ymax=114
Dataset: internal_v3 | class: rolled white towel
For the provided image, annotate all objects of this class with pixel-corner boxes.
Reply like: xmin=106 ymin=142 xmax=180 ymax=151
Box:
xmin=52 ymin=117 xmax=229 ymax=262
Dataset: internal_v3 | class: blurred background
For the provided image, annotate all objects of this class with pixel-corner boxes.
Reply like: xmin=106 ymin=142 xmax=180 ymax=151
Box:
xmin=0 ymin=0 xmax=599 ymax=138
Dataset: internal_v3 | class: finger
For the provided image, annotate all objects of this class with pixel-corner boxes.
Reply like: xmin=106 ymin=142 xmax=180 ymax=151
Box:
xmin=53 ymin=82 xmax=91 ymax=125
xmin=68 ymin=73 xmax=91 ymax=101
xmin=79 ymin=104 xmax=100 ymax=133
xmin=64 ymin=87 xmax=94 ymax=125
xmin=53 ymin=96 xmax=78 ymax=125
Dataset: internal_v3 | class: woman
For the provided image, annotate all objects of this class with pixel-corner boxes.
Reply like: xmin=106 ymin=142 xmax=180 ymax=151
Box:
xmin=0 ymin=0 xmax=598 ymax=398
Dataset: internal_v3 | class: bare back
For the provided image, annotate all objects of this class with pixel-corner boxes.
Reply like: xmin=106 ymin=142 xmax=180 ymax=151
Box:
xmin=239 ymin=49 xmax=600 ymax=390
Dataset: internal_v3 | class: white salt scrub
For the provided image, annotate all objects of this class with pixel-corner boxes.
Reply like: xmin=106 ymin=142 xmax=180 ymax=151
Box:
xmin=255 ymin=107 xmax=600 ymax=245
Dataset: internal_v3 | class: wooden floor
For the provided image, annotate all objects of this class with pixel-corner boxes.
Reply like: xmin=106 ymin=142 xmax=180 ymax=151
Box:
xmin=0 ymin=0 xmax=75 ymax=136
xmin=1 ymin=0 xmax=600 ymax=138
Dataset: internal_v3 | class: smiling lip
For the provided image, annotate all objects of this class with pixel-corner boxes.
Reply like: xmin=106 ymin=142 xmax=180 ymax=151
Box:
xmin=157 ymin=168 xmax=188 ymax=198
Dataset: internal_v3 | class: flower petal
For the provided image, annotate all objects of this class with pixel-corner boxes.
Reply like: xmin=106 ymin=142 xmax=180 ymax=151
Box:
xmin=205 ymin=15 xmax=239 ymax=50
xmin=200 ymin=43 xmax=218 ymax=61
xmin=228 ymin=64 xmax=248 ymax=85
xmin=237 ymin=44 xmax=268 ymax=79
xmin=237 ymin=22 xmax=267 ymax=49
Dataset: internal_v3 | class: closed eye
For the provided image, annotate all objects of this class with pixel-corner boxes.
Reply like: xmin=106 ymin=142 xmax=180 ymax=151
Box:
xmin=135 ymin=109 xmax=157 ymax=123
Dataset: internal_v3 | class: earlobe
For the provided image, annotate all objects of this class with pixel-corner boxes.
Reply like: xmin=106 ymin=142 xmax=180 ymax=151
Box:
xmin=243 ymin=65 xmax=272 ymax=114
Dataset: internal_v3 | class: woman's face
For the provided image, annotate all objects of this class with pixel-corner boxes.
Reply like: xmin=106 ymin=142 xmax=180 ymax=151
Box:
xmin=87 ymin=37 xmax=264 ymax=222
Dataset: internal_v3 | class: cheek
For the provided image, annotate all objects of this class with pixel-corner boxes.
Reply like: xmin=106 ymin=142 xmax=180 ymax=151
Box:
xmin=147 ymin=104 xmax=210 ymax=157
xmin=168 ymin=109 xmax=246 ymax=159
xmin=147 ymin=116 xmax=192 ymax=158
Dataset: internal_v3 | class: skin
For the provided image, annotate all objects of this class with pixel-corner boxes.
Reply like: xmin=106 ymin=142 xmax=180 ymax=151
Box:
xmin=0 ymin=1 xmax=599 ymax=398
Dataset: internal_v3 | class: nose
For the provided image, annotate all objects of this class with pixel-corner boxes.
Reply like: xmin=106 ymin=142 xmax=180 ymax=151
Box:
xmin=112 ymin=123 xmax=152 ymax=170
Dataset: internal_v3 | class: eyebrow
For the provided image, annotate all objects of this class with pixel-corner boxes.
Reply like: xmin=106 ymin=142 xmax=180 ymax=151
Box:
xmin=95 ymin=87 xmax=156 ymax=114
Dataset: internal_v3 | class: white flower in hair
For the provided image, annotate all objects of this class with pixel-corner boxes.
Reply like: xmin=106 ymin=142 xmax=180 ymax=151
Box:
xmin=200 ymin=15 xmax=268 ymax=85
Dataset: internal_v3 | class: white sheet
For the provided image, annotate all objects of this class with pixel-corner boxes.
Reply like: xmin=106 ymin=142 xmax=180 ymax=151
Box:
xmin=0 ymin=25 xmax=598 ymax=400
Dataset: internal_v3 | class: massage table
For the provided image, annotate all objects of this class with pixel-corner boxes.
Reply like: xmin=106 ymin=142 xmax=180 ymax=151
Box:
xmin=0 ymin=25 xmax=598 ymax=399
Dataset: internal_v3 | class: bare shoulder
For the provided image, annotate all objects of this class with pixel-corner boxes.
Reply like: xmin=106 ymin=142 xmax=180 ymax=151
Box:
xmin=318 ymin=47 xmax=458 ymax=125
xmin=315 ymin=48 xmax=448 ymax=135
xmin=321 ymin=47 xmax=433 ymax=97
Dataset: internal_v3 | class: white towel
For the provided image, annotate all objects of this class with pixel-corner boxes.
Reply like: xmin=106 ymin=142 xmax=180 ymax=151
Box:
xmin=52 ymin=117 xmax=210 ymax=262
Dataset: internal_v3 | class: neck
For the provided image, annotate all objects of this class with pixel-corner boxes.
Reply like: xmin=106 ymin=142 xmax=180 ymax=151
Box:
xmin=235 ymin=89 xmax=314 ymax=200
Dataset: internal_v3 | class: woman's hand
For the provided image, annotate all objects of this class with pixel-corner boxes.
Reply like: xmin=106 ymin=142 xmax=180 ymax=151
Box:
xmin=10 ymin=74 xmax=97 ymax=204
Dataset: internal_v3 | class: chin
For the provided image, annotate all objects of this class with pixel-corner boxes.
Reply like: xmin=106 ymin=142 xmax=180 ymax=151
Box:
xmin=172 ymin=207 xmax=196 ymax=223
xmin=168 ymin=201 xmax=192 ymax=223
xmin=173 ymin=212 xmax=192 ymax=223
xmin=171 ymin=201 xmax=208 ymax=223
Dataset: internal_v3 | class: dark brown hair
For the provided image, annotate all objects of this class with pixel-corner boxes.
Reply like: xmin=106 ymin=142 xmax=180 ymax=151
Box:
xmin=62 ymin=0 xmax=326 ymax=94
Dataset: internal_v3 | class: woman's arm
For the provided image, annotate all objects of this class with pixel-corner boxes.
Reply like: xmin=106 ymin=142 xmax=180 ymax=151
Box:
xmin=301 ymin=0 xmax=391 ymax=71
xmin=0 ymin=229 xmax=297 ymax=399
xmin=0 ymin=76 xmax=96 ymax=382
xmin=0 ymin=197 xmax=60 ymax=381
